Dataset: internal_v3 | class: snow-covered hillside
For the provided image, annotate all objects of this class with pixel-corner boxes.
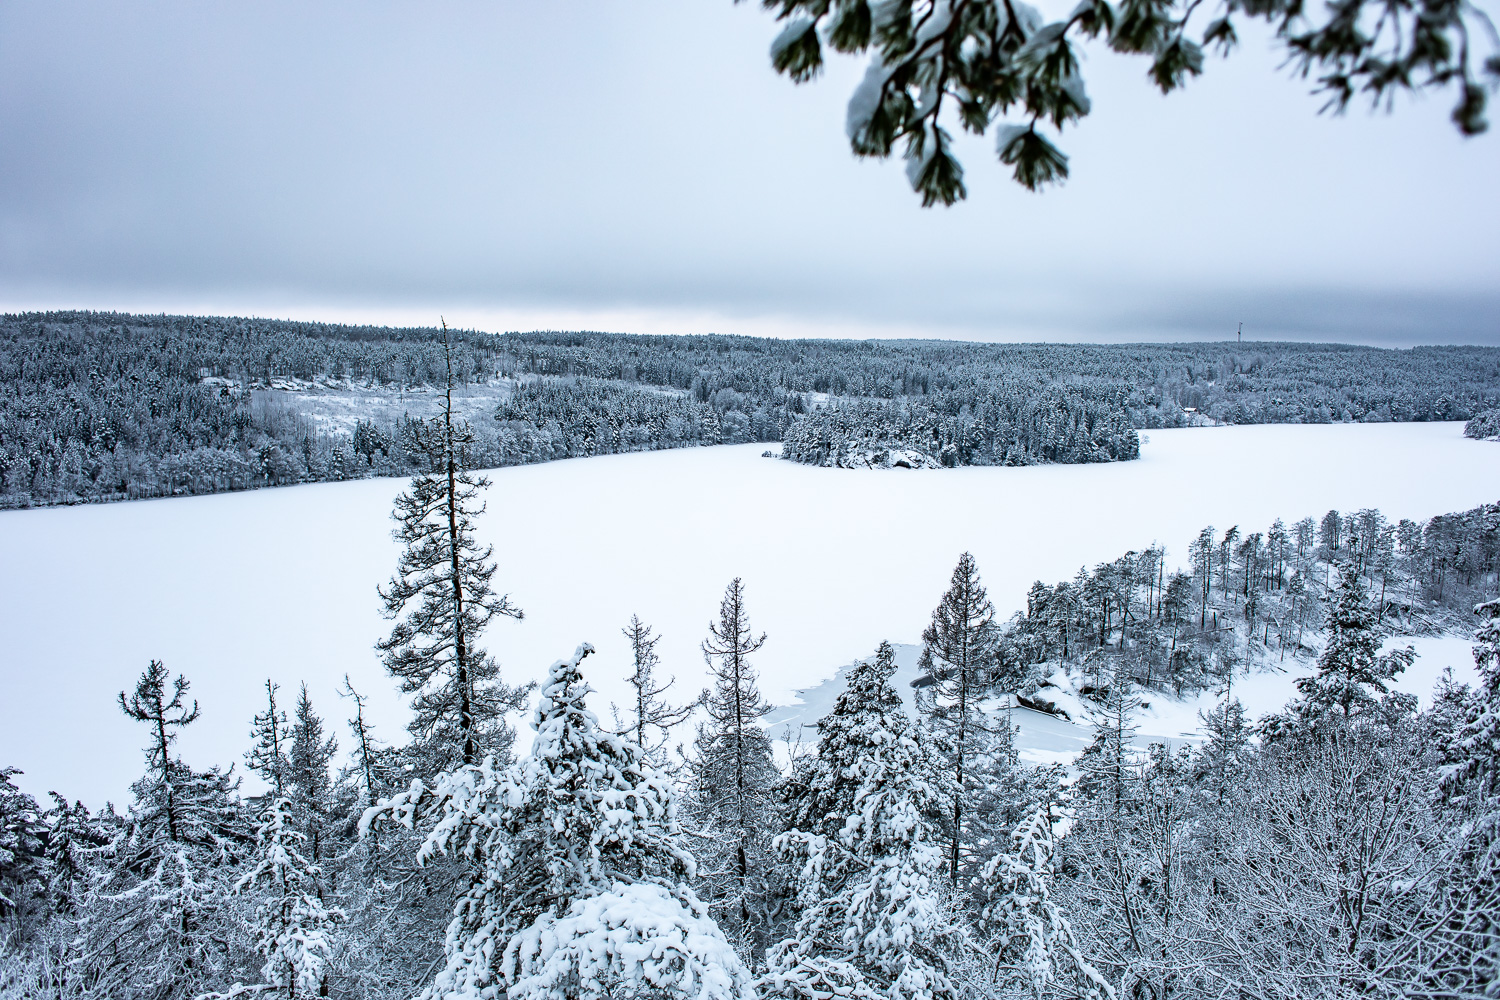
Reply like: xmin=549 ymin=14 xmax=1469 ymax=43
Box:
xmin=1 ymin=421 xmax=1495 ymax=805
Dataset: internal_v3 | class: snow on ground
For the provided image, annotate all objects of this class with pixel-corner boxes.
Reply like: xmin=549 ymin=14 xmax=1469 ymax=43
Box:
xmin=0 ymin=422 xmax=1496 ymax=806
xmin=766 ymin=635 xmax=1483 ymax=771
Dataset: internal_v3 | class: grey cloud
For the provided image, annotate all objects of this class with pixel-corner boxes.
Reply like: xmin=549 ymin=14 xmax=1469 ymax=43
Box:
xmin=0 ymin=1 xmax=1495 ymax=346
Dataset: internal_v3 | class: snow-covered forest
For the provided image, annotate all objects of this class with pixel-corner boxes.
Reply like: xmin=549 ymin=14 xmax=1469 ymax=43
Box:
xmin=6 ymin=311 xmax=1500 ymax=506
xmin=2 ymin=372 xmax=1498 ymax=999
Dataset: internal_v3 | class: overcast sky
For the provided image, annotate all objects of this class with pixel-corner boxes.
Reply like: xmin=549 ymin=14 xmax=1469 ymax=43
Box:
xmin=1 ymin=1 xmax=1495 ymax=344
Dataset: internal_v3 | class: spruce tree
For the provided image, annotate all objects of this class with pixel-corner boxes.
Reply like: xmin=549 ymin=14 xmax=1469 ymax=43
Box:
xmin=782 ymin=641 xmax=910 ymax=840
xmin=1295 ymin=566 xmax=1414 ymax=719
xmin=365 ymin=644 xmax=752 ymax=1000
xmin=0 ymin=767 xmax=43 ymax=924
xmin=767 ymin=642 xmax=960 ymax=1000
xmin=690 ymin=578 xmax=780 ymax=955
xmin=38 ymin=792 xmax=115 ymax=920
xmin=234 ymin=797 xmax=345 ymax=999
xmin=378 ymin=322 xmax=526 ymax=774
xmin=918 ymin=552 xmax=1005 ymax=885
xmin=287 ymin=684 xmax=337 ymax=861
xmin=978 ymin=806 xmax=1116 ymax=1000
xmin=1194 ymin=697 xmax=1250 ymax=805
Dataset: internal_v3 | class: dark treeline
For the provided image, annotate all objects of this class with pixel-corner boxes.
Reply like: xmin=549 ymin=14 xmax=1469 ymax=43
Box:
xmin=5 ymin=311 xmax=1500 ymax=507
xmin=495 ymin=331 xmax=1500 ymax=428
xmin=1466 ymin=408 xmax=1500 ymax=440
xmin=493 ymin=377 xmax=793 ymax=462
xmin=781 ymin=391 xmax=1139 ymax=467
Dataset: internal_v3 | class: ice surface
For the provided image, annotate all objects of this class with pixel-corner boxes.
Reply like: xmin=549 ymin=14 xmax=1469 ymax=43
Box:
xmin=1 ymin=422 xmax=1496 ymax=805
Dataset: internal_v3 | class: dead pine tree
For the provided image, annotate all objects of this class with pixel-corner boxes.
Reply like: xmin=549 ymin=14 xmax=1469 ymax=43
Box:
xmin=339 ymin=675 xmax=387 ymax=871
xmin=614 ymin=615 xmax=696 ymax=768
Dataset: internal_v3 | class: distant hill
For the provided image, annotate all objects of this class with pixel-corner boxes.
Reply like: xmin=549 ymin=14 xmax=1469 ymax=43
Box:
xmin=3 ymin=310 xmax=1499 ymax=507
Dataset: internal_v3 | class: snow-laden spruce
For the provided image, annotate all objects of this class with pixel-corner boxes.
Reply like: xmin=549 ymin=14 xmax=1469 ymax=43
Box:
xmin=229 ymin=797 xmax=344 ymax=998
xmin=363 ymin=644 xmax=753 ymax=1000
xmin=1292 ymin=565 xmax=1414 ymax=720
xmin=977 ymin=806 xmax=1115 ymax=1000
xmin=768 ymin=642 xmax=961 ymax=1000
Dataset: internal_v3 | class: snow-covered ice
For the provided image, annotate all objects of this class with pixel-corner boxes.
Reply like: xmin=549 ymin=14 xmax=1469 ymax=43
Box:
xmin=1 ymin=422 xmax=1496 ymax=805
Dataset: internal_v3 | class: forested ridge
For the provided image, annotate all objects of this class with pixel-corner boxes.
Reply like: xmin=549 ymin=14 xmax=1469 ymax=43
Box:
xmin=4 ymin=310 xmax=1500 ymax=507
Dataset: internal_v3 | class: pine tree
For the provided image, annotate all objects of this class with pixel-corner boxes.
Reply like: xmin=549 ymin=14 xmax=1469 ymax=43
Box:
xmin=246 ymin=679 xmax=290 ymax=799
xmin=1295 ymin=566 xmax=1414 ymax=719
xmin=767 ymin=643 xmax=960 ymax=1000
xmin=365 ymin=644 xmax=752 ymax=1000
xmin=691 ymin=578 xmax=780 ymax=954
xmin=918 ymin=552 xmax=1004 ymax=885
xmin=378 ymin=322 xmax=526 ymax=775
xmin=233 ymin=797 xmax=345 ymax=999
xmin=613 ymin=615 xmax=695 ymax=769
xmin=1190 ymin=527 xmax=1215 ymax=629
xmin=80 ymin=661 xmax=249 ymax=1000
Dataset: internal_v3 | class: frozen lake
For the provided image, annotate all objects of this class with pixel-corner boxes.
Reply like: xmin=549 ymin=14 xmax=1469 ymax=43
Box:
xmin=1 ymin=421 xmax=1496 ymax=805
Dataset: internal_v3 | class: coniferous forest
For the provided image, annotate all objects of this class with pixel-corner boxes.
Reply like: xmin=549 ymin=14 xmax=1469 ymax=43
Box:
xmin=5 ymin=311 xmax=1500 ymax=506
xmin=2 ymin=362 xmax=1498 ymax=1000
